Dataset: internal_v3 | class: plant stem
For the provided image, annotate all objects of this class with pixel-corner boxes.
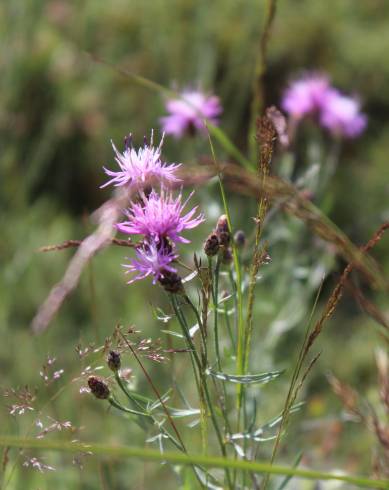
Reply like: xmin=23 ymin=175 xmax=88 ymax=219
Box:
xmin=170 ymin=295 xmax=208 ymax=458
xmin=206 ymin=131 xmax=245 ymax=415
xmin=171 ymin=295 xmax=233 ymax=490
xmin=209 ymin=256 xmax=222 ymax=371
xmin=209 ymin=256 xmax=233 ymax=440
xmin=118 ymin=331 xmax=186 ymax=453
xmin=184 ymin=294 xmax=208 ymax=366
xmin=109 ymin=393 xmax=184 ymax=453
xmin=223 ymin=296 xmax=236 ymax=352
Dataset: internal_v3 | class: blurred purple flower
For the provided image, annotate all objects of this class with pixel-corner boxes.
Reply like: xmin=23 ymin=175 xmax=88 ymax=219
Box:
xmin=320 ymin=90 xmax=367 ymax=138
xmin=101 ymin=131 xmax=181 ymax=190
xmin=282 ymin=74 xmax=330 ymax=119
xmin=160 ymin=90 xmax=222 ymax=138
xmin=124 ymin=239 xmax=177 ymax=284
xmin=117 ymin=189 xmax=204 ymax=244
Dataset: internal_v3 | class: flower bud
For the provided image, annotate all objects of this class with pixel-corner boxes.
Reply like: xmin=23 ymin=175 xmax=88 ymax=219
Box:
xmin=88 ymin=376 xmax=110 ymax=400
xmin=107 ymin=350 xmax=121 ymax=372
xmin=222 ymin=248 xmax=233 ymax=265
xmin=234 ymin=230 xmax=246 ymax=248
xmin=216 ymin=214 xmax=230 ymax=247
xmin=158 ymin=270 xmax=183 ymax=294
xmin=204 ymin=233 xmax=220 ymax=257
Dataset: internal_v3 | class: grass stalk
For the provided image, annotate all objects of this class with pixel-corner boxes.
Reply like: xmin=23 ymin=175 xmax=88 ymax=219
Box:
xmin=0 ymin=436 xmax=387 ymax=489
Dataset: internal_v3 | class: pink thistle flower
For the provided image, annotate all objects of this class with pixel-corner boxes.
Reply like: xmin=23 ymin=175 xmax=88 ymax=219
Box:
xmin=160 ymin=89 xmax=222 ymax=138
xmin=124 ymin=239 xmax=177 ymax=284
xmin=101 ymin=131 xmax=181 ymax=190
xmin=319 ymin=89 xmax=367 ymax=138
xmin=117 ymin=189 xmax=204 ymax=244
xmin=281 ymin=74 xmax=331 ymax=119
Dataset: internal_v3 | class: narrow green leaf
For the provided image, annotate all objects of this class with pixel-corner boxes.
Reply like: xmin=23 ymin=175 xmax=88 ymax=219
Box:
xmin=0 ymin=436 xmax=387 ymax=489
xmin=161 ymin=329 xmax=184 ymax=339
xmin=207 ymin=123 xmax=253 ymax=170
xmin=169 ymin=408 xmax=201 ymax=418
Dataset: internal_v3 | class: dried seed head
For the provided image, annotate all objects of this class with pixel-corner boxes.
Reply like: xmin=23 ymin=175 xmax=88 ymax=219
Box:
xmin=204 ymin=233 xmax=220 ymax=256
xmin=87 ymin=376 xmax=110 ymax=400
xmin=234 ymin=230 xmax=246 ymax=247
xmin=107 ymin=351 xmax=121 ymax=372
xmin=215 ymin=214 xmax=230 ymax=246
xmin=222 ymin=248 xmax=233 ymax=265
xmin=158 ymin=270 xmax=183 ymax=294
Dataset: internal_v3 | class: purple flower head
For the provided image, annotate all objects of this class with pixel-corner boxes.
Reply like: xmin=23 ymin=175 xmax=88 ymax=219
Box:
xmin=320 ymin=89 xmax=367 ymax=138
xmin=117 ymin=189 xmax=204 ymax=244
xmin=282 ymin=74 xmax=330 ymax=119
xmin=160 ymin=89 xmax=222 ymax=138
xmin=101 ymin=131 xmax=181 ymax=190
xmin=123 ymin=239 xmax=177 ymax=284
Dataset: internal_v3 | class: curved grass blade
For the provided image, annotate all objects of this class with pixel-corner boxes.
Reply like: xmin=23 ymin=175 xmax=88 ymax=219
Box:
xmin=0 ymin=436 xmax=387 ymax=489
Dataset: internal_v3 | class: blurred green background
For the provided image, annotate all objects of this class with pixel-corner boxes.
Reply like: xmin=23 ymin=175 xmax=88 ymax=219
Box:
xmin=1 ymin=0 xmax=388 ymax=488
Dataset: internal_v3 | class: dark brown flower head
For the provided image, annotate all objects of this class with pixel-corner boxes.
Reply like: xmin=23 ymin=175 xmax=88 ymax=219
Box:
xmin=87 ymin=376 xmax=110 ymax=400
xmin=158 ymin=270 xmax=183 ymax=294
xmin=204 ymin=233 xmax=220 ymax=256
xmin=107 ymin=350 xmax=121 ymax=372
xmin=234 ymin=230 xmax=246 ymax=248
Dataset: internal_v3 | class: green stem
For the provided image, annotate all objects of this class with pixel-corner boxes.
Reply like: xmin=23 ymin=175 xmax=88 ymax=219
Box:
xmin=108 ymin=397 xmax=183 ymax=452
xmin=171 ymin=295 xmax=202 ymax=373
xmin=114 ymin=372 xmax=145 ymax=412
xmin=209 ymin=256 xmax=222 ymax=371
xmin=1 ymin=436 xmax=387 ymax=489
xmin=184 ymin=294 xmax=208 ymax=365
xmin=206 ymin=131 xmax=244 ymax=413
xmin=171 ymin=295 xmax=233 ymax=490
xmin=108 ymin=396 xmax=147 ymax=417
xmin=223 ymin=296 xmax=236 ymax=352
xmin=118 ymin=331 xmax=186 ymax=454
xmin=209 ymin=256 xmax=233 ymax=439
xmin=170 ymin=295 xmax=208 ymax=458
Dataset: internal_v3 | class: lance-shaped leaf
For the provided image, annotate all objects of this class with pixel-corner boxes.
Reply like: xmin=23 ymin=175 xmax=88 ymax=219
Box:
xmin=206 ymin=368 xmax=284 ymax=385
xmin=169 ymin=407 xmax=201 ymax=418
xmin=229 ymin=403 xmax=304 ymax=443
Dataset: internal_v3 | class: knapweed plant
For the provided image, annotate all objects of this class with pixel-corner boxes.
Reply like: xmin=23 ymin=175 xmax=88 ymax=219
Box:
xmin=4 ymin=76 xmax=388 ymax=490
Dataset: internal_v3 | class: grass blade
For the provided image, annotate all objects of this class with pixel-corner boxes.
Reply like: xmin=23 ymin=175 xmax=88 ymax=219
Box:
xmin=0 ymin=436 xmax=387 ymax=489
